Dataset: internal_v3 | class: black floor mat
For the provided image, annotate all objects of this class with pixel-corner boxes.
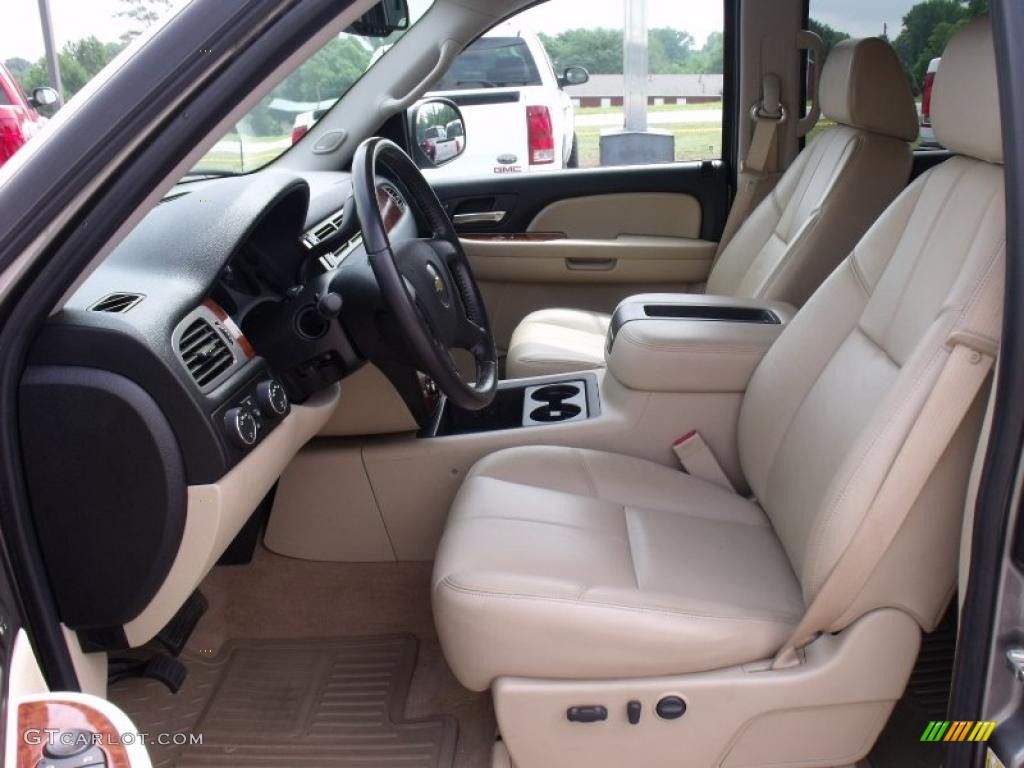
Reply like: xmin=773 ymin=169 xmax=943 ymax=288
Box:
xmin=868 ymin=612 xmax=958 ymax=768
xmin=110 ymin=635 xmax=458 ymax=768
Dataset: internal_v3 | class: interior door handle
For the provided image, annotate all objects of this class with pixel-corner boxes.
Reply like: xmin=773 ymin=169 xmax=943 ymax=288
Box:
xmin=452 ymin=211 xmax=507 ymax=226
xmin=566 ymin=257 xmax=617 ymax=272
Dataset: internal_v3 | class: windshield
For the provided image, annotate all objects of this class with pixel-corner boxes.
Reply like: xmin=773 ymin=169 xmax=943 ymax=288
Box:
xmin=432 ymin=37 xmax=542 ymax=91
xmin=187 ymin=0 xmax=433 ymax=178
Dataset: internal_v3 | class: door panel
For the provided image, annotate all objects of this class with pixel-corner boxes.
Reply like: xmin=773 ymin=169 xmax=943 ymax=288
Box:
xmin=436 ymin=161 xmax=729 ymax=240
xmin=433 ymin=162 xmax=729 ymax=350
xmin=527 ymin=192 xmax=704 ymax=239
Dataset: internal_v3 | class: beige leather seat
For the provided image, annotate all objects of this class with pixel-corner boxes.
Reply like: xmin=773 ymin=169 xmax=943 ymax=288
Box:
xmin=434 ymin=19 xmax=1004 ymax=692
xmin=506 ymin=36 xmax=919 ymax=379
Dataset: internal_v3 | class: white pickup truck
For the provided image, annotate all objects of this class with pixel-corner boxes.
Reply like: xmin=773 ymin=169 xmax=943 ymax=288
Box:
xmin=419 ymin=25 xmax=588 ymax=179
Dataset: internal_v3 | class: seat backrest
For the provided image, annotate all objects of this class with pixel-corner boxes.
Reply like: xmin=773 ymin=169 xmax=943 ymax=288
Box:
xmin=737 ymin=18 xmax=1004 ymax=632
xmin=707 ymin=37 xmax=919 ymax=306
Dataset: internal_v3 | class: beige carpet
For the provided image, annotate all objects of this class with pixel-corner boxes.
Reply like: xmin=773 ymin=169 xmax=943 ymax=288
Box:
xmin=113 ymin=635 xmax=457 ymax=768
xmin=113 ymin=548 xmax=496 ymax=768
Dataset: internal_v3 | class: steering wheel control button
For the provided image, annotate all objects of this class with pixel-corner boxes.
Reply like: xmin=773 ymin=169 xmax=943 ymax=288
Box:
xmin=257 ymin=379 xmax=289 ymax=417
xmin=566 ymin=705 xmax=608 ymax=723
xmin=224 ymin=406 xmax=259 ymax=448
xmin=41 ymin=729 xmax=95 ymax=759
xmin=656 ymin=695 xmax=687 ymax=720
xmin=627 ymin=700 xmax=642 ymax=725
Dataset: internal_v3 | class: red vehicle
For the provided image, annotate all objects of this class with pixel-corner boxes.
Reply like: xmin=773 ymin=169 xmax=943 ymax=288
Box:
xmin=0 ymin=62 xmax=58 ymax=168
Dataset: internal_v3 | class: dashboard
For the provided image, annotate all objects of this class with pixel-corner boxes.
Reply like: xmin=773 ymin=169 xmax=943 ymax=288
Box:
xmin=19 ymin=168 xmax=414 ymax=651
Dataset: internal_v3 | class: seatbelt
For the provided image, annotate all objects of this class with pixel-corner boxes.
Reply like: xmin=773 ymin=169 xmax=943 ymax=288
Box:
xmin=673 ymin=430 xmax=737 ymax=493
xmin=772 ymin=339 xmax=996 ymax=669
xmin=716 ymin=74 xmax=786 ymax=255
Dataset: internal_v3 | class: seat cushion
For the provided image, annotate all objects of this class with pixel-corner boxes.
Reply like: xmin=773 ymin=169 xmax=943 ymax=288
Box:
xmin=505 ymin=308 xmax=610 ymax=379
xmin=433 ymin=446 xmax=804 ymax=690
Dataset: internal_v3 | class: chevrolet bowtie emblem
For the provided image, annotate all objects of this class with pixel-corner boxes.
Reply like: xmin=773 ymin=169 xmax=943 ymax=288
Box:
xmin=426 ymin=263 xmax=450 ymax=307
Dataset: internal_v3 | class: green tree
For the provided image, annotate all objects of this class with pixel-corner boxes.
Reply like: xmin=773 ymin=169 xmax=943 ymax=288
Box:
xmin=682 ymin=31 xmax=724 ymax=74
xmin=808 ymin=19 xmax=850 ymax=57
xmin=116 ymin=0 xmax=173 ymax=43
xmin=649 ymin=28 xmax=695 ymax=74
xmin=4 ymin=57 xmax=32 ymax=79
xmin=539 ymin=28 xmax=623 ymax=74
xmin=891 ymin=0 xmax=987 ymax=91
xmin=12 ymin=36 xmax=124 ymax=102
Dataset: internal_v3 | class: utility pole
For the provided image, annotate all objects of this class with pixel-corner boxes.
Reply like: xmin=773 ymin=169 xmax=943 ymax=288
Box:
xmin=623 ymin=0 xmax=648 ymax=132
xmin=37 ymin=0 xmax=64 ymax=107
xmin=599 ymin=0 xmax=673 ymax=166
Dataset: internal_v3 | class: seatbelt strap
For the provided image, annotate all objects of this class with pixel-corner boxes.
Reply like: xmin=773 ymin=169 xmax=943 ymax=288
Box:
xmin=673 ymin=431 xmax=737 ymax=492
xmin=772 ymin=341 xmax=995 ymax=669
xmin=716 ymin=75 xmax=786 ymax=255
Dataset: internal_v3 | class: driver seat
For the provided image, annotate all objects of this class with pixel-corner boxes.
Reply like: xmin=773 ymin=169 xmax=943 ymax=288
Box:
xmin=433 ymin=18 xmax=1003 ymax=751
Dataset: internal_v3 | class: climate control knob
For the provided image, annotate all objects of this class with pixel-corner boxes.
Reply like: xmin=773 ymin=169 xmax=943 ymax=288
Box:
xmin=224 ymin=406 xmax=259 ymax=448
xmin=256 ymin=379 xmax=289 ymax=417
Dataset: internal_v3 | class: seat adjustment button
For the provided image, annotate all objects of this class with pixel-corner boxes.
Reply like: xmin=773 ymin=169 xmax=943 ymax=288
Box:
xmin=566 ymin=705 xmax=608 ymax=723
xmin=627 ymin=700 xmax=642 ymax=724
xmin=656 ymin=695 xmax=686 ymax=720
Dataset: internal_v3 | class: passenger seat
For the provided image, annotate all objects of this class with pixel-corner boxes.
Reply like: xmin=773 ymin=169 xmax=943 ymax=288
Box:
xmin=506 ymin=36 xmax=919 ymax=379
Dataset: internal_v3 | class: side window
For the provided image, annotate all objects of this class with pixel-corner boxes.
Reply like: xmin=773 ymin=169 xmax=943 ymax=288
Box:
xmin=806 ymin=0 xmax=990 ymax=149
xmin=422 ymin=0 xmax=724 ymax=178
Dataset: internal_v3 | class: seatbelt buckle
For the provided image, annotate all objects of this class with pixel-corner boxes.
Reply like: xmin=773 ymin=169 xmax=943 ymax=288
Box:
xmin=673 ymin=431 xmax=737 ymax=492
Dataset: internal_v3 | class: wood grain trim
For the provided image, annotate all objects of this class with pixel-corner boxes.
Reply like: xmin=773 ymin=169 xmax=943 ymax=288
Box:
xmin=376 ymin=186 xmax=404 ymax=233
xmin=203 ymin=299 xmax=255 ymax=360
xmin=17 ymin=701 xmax=132 ymax=768
xmin=460 ymin=232 xmax=567 ymax=242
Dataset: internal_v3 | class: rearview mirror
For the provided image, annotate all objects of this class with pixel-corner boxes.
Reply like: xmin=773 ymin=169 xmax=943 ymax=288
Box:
xmin=346 ymin=0 xmax=410 ymax=37
xmin=30 ymin=86 xmax=59 ymax=109
xmin=408 ymin=99 xmax=466 ymax=169
xmin=558 ymin=66 xmax=590 ymax=89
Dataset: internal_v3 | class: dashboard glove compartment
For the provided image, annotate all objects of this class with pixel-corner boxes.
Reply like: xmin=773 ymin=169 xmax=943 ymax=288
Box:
xmin=605 ymin=293 xmax=795 ymax=393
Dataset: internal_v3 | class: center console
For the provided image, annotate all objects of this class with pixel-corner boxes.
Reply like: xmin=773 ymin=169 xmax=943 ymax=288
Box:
xmin=428 ymin=373 xmax=601 ymax=436
xmin=605 ymin=293 xmax=795 ymax=393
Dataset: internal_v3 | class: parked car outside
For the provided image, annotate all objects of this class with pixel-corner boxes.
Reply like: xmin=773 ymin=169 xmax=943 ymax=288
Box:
xmin=919 ymin=56 xmax=941 ymax=147
xmin=411 ymin=24 xmax=588 ymax=179
xmin=0 ymin=62 xmax=58 ymax=168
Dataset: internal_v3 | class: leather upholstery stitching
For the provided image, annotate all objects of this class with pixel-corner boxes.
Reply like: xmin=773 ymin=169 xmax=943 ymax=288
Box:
xmin=440 ymin=576 xmax=803 ymax=625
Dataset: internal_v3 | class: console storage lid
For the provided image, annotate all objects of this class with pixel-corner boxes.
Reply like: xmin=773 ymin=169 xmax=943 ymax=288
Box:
xmin=606 ymin=293 xmax=795 ymax=393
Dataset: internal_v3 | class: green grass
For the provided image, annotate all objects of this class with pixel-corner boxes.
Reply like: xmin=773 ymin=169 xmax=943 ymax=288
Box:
xmin=575 ymin=122 xmax=722 ymax=167
xmin=193 ymin=133 xmax=292 ymax=173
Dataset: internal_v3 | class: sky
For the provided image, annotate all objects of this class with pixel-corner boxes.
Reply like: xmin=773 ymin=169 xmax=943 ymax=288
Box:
xmin=810 ymin=0 xmax=917 ymax=39
xmin=2 ymin=0 xmax=921 ymax=64
xmin=1 ymin=0 xmax=189 ymax=62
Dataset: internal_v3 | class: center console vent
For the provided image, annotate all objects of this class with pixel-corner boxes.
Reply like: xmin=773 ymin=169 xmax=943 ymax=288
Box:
xmin=178 ymin=318 xmax=234 ymax=388
xmin=89 ymin=292 xmax=144 ymax=313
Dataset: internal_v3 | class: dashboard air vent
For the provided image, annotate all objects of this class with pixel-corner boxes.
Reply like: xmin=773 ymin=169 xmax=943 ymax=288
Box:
xmin=302 ymin=209 xmax=346 ymax=249
xmin=89 ymin=293 xmax=144 ymax=313
xmin=178 ymin=318 xmax=233 ymax=387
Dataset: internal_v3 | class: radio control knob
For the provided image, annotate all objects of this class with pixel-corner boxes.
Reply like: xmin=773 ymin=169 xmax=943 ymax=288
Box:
xmin=256 ymin=379 xmax=289 ymax=417
xmin=224 ymin=406 xmax=259 ymax=448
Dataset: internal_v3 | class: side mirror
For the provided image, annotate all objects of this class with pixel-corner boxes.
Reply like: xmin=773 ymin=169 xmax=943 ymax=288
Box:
xmin=558 ymin=66 xmax=590 ymax=89
xmin=408 ymin=98 xmax=466 ymax=169
xmin=30 ymin=86 xmax=60 ymax=109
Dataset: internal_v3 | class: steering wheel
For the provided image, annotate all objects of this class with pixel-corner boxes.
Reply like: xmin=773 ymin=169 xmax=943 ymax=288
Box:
xmin=352 ymin=137 xmax=498 ymax=410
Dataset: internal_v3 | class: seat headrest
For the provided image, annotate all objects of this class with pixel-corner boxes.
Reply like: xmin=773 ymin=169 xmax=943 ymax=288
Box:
xmin=932 ymin=18 xmax=1002 ymax=164
xmin=820 ymin=37 xmax=919 ymax=142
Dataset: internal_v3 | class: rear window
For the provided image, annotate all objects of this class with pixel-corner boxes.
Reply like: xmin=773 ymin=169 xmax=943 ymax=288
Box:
xmin=433 ymin=37 xmax=542 ymax=90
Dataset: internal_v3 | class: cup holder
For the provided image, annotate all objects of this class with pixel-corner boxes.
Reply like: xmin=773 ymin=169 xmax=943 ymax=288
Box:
xmin=530 ymin=403 xmax=582 ymax=422
xmin=530 ymin=384 xmax=581 ymax=404
xmin=522 ymin=381 xmax=588 ymax=426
